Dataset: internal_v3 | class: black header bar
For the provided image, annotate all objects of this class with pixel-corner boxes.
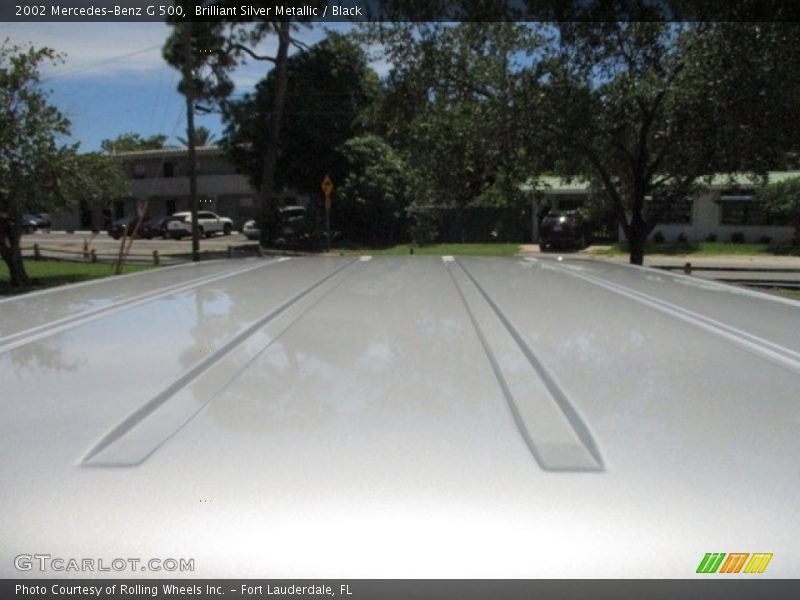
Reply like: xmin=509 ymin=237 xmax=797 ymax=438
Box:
xmin=3 ymin=1 xmax=800 ymax=23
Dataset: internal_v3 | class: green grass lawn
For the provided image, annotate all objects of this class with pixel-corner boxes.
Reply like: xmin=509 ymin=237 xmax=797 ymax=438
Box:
xmin=592 ymin=242 xmax=775 ymax=257
xmin=761 ymin=288 xmax=800 ymax=301
xmin=333 ymin=243 xmax=520 ymax=256
xmin=1 ymin=259 xmax=153 ymax=296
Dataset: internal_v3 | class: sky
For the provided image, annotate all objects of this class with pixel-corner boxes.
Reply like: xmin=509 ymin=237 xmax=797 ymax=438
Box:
xmin=1 ymin=21 xmax=383 ymax=152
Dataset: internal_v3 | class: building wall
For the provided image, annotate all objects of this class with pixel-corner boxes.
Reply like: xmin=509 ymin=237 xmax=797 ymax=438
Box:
xmin=644 ymin=191 xmax=794 ymax=243
xmin=50 ymin=149 xmax=314 ymax=231
xmin=543 ymin=188 xmax=795 ymax=244
xmin=128 ymin=173 xmax=257 ymax=228
xmin=121 ymin=155 xmax=239 ymax=179
xmin=121 ymin=153 xmax=312 ymax=229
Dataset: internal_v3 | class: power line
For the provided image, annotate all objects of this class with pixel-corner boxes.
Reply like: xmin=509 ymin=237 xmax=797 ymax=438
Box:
xmin=147 ymin=61 xmax=170 ymax=134
xmin=42 ymin=44 xmax=163 ymax=83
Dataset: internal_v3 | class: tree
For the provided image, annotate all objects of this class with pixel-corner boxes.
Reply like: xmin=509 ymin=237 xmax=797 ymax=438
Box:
xmin=100 ymin=132 xmax=168 ymax=154
xmin=1 ymin=42 xmax=73 ymax=287
xmin=222 ymin=33 xmax=380 ymax=212
xmin=523 ymin=21 xmax=800 ymax=264
xmin=1 ymin=42 xmax=131 ymax=287
xmin=177 ymin=125 xmax=216 ymax=147
xmin=67 ymin=153 xmax=130 ymax=232
xmin=336 ymin=134 xmax=415 ymax=245
xmin=369 ymin=12 xmax=800 ymax=261
xmin=364 ymin=22 xmax=543 ymax=243
xmin=163 ymin=17 xmax=239 ymax=260
xmin=163 ymin=1 xmax=323 ymax=247
xmin=756 ymin=176 xmax=800 ymax=243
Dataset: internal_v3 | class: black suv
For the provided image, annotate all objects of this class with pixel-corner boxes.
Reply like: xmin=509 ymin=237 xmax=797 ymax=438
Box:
xmin=21 ymin=213 xmax=51 ymax=233
xmin=142 ymin=215 xmax=182 ymax=239
xmin=539 ymin=210 xmax=590 ymax=251
xmin=108 ymin=215 xmax=149 ymax=240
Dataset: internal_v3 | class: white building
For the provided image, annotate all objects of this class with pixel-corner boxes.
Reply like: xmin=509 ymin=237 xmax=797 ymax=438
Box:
xmin=531 ymin=171 xmax=800 ymax=244
xmin=51 ymin=146 xmax=308 ymax=232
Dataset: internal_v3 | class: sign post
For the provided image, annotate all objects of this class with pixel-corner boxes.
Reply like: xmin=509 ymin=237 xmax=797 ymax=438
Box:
xmin=321 ymin=175 xmax=334 ymax=251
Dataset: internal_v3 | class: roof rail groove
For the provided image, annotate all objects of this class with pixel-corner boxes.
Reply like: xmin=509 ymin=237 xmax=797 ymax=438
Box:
xmin=0 ymin=258 xmax=288 ymax=355
xmin=445 ymin=258 xmax=604 ymax=472
xmin=549 ymin=263 xmax=800 ymax=375
xmin=0 ymin=258 xmax=190 ymax=306
xmin=81 ymin=257 xmax=359 ymax=467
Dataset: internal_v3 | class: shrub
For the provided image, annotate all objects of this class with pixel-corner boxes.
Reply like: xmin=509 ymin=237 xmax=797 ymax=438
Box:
xmin=410 ymin=214 xmax=439 ymax=245
xmin=759 ymin=235 xmax=772 ymax=245
xmin=705 ymin=233 xmax=717 ymax=242
xmin=730 ymin=231 xmax=745 ymax=244
xmin=653 ymin=230 xmax=665 ymax=243
xmin=768 ymin=241 xmax=800 ymax=256
xmin=677 ymin=232 xmax=688 ymax=243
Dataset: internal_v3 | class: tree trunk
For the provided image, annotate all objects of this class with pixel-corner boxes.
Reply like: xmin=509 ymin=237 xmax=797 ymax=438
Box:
xmin=259 ymin=21 xmax=292 ymax=248
xmin=627 ymin=216 xmax=648 ymax=265
xmin=0 ymin=216 xmax=31 ymax=288
xmin=183 ymin=20 xmax=200 ymax=262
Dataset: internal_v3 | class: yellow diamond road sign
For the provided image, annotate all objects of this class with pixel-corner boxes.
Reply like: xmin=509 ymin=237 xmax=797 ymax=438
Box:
xmin=321 ymin=175 xmax=334 ymax=197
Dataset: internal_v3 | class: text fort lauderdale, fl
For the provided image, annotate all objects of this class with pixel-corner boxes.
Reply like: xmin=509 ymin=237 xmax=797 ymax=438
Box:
xmin=197 ymin=4 xmax=363 ymax=17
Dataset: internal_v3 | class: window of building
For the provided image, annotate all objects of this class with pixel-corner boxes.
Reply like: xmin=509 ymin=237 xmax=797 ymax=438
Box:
xmin=163 ymin=162 xmax=174 ymax=178
xmin=720 ymin=201 xmax=774 ymax=225
xmin=718 ymin=189 xmax=775 ymax=225
xmin=132 ymin=164 xmax=146 ymax=179
xmin=654 ymin=198 xmax=693 ymax=224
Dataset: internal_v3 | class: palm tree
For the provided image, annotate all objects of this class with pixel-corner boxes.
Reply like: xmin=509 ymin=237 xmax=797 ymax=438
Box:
xmin=177 ymin=126 xmax=216 ymax=147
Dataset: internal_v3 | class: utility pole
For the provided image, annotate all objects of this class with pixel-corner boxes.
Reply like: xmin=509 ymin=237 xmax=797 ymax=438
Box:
xmin=183 ymin=20 xmax=200 ymax=261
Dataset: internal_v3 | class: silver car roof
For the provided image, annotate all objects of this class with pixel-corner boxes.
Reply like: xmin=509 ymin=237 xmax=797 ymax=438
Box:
xmin=1 ymin=256 xmax=799 ymax=577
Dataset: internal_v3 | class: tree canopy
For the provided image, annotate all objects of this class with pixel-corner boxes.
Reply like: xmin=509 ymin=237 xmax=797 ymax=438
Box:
xmin=177 ymin=125 xmax=216 ymax=147
xmin=1 ymin=42 xmax=130 ymax=287
xmin=524 ymin=21 xmax=800 ymax=262
xmin=222 ymin=33 xmax=380 ymax=191
xmin=367 ymin=20 xmax=800 ymax=261
xmin=335 ymin=134 xmax=414 ymax=245
xmin=100 ymin=132 xmax=168 ymax=154
xmin=756 ymin=176 xmax=800 ymax=241
xmin=1 ymin=42 xmax=73 ymax=286
xmin=163 ymin=2 xmax=323 ymax=246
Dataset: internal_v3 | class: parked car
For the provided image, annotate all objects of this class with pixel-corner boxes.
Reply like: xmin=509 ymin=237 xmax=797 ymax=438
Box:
xmin=241 ymin=206 xmax=308 ymax=243
xmin=242 ymin=219 xmax=260 ymax=241
xmin=23 ymin=213 xmax=51 ymax=232
xmin=539 ymin=210 xmax=590 ymax=251
xmin=20 ymin=214 xmax=41 ymax=234
xmin=166 ymin=211 xmax=234 ymax=239
xmin=141 ymin=215 xmax=182 ymax=239
xmin=108 ymin=215 xmax=150 ymax=240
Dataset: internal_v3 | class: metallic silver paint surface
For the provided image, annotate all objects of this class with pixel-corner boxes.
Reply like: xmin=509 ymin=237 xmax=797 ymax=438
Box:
xmin=1 ymin=256 xmax=798 ymax=578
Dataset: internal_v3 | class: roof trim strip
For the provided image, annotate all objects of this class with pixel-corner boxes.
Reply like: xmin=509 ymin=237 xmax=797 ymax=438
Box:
xmin=548 ymin=261 xmax=800 ymax=375
xmin=446 ymin=258 xmax=604 ymax=472
xmin=0 ymin=258 xmax=290 ymax=355
xmin=80 ymin=257 xmax=359 ymax=467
